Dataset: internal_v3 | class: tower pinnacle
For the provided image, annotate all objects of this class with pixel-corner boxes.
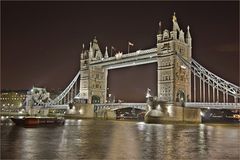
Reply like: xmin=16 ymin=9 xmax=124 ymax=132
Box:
xmin=187 ymin=25 xmax=191 ymax=38
xmin=104 ymin=46 xmax=109 ymax=58
xmin=158 ymin=21 xmax=162 ymax=34
xmin=186 ymin=25 xmax=192 ymax=46
xmin=89 ymin=42 xmax=93 ymax=59
xmin=172 ymin=12 xmax=180 ymax=32
xmin=172 ymin=12 xmax=177 ymax=22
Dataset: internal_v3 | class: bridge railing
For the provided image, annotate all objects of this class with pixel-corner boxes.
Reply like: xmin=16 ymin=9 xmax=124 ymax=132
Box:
xmin=185 ymin=102 xmax=240 ymax=109
xmin=94 ymin=103 xmax=148 ymax=112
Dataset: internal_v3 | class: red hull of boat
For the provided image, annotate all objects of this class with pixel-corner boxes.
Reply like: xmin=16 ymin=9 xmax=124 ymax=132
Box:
xmin=11 ymin=117 xmax=65 ymax=126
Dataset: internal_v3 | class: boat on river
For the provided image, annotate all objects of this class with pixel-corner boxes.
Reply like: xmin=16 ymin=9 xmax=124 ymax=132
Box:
xmin=11 ymin=116 xmax=65 ymax=126
xmin=201 ymin=109 xmax=240 ymax=123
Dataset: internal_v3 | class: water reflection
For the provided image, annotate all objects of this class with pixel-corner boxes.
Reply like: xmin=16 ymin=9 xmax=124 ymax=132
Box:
xmin=1 ymin=120 xmax=239 ymax=159
xmin=106 ymin=121 xmax=141 ymax=159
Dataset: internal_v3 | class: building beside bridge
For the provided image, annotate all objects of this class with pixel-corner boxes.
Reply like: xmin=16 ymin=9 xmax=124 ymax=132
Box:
xmin=0 ymin=90 xmax=27 ymax=111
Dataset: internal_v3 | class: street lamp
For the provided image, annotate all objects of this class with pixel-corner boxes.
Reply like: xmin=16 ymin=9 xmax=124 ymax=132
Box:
xmin=108 ymin=94 xmax=112 ymax=103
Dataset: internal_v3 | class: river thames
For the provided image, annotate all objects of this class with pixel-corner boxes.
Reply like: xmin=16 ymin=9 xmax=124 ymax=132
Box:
xmin=1 ymin=119 xmax=239 ymax=160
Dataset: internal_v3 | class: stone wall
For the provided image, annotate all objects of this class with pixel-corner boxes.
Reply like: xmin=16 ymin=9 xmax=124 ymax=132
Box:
xmin=65 ymin=103 xmax=201 ymax=123
xmin=145 ymin=105 xmax=201 ymax=123
xmin=95 ymin=109 xmax=116 ymax=120
xmin=183 ymin=107 xmax=201 ymax=123
xmin=65 ymin=103 xmax=116 ymax=120
xmin=64 ymin=103 xmax=95 ymax=119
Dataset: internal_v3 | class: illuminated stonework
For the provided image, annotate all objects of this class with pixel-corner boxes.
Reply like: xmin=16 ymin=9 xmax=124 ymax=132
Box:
xmin=79 ymin=13 xmax=192 ymax=104
xmin=157 ymin=13 xmax=192 ymax=103
xmin=79 ymin=37 xmax=107 ymax=104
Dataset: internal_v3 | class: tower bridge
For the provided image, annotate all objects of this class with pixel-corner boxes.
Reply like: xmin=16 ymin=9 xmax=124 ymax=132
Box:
xmin=23 ymin=13 xmax=240 ymax=120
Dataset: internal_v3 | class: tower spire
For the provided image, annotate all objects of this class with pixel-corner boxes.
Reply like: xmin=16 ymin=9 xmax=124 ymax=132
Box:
xmin=186 ymin=25 xmax=192 ymax=46
xmin=187 ymin=25 xmax=191 ymax=38
xmin=172 ymin=12 xmax=180 ymax=32
xmin=81 ymin=43 xmax=85 ymax=60
xmin=104 ymin=46 xmax=109 ymax=58
xmin=89 ymin=42 xmax=93 ymax=59
xmin=158 ymin=21 xmax=162 ymax=34
xmin=92 ymin=36 xmax=103 ymax=60
xmin=172 ymin=12 xmax=177 ymax=22
xmin=82 ymin=43 xmax=85 ymax=53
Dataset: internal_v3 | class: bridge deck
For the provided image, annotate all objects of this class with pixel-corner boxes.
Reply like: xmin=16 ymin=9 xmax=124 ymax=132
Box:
xmin=94 ymin=103 xmax=147 ymax=112
xmin=90 ymin=48 xmax=158 ymax=69
xmin=185 ymin=102 xmax=240 ymax=109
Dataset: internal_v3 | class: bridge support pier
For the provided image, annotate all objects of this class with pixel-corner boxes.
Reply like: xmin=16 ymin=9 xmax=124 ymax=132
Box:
xmin=64 ymin=103 xmax=95 ymax=119
xmin=64 ymin=103 xmax=117 ymax=120
xmin=95 ymin=109 xmax=116 ymax=120
xmin=145 ymin=104 xmax=201 ymax=123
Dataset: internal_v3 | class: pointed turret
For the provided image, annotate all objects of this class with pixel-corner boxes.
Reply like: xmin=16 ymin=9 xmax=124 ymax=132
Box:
xmin=187 ymin=25 xmax=191 ymax=38
xmin=92 ymin=36 xmax=103 ymax=60
xmin=157 ymin=21 xmax=163 ymax=43
xmin=89 ymin=42 xmax=93 ymax=59
xmin=81 ymin=43 xmax=85 ymax=60
xmin=158 ymin=21 xmax=162 ymax=34
xmin=172 ymin=12 xmax=180 ymax=32
xmin=179 ymin=30 xmax=185 ymax=42
xmin=104 ymin=46 xmax=109 ymax=58
xmin=186 ymin=25 xmax=192 ymax=46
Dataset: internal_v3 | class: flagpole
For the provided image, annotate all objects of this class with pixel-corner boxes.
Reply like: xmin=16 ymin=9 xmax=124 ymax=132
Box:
xmin=128 ymin=44 xmax=130 ymax=53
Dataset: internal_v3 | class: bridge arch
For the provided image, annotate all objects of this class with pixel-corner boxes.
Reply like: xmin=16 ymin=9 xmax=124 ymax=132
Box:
xmin=92 ymin=95 xmax=101 ymax=104
xmin=176 ymin=90 xmax=185 ymax=103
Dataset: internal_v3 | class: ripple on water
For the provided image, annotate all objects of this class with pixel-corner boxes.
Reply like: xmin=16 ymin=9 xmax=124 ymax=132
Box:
xmin=1 ymin=119 xmax=239 ymax=159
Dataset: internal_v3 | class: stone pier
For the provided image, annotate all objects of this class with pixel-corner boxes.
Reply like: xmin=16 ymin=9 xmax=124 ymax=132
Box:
xmin=64 ymin=103 xmax=116 ymax=120
xmin=145 ymin=104 xmax=201 ymax=123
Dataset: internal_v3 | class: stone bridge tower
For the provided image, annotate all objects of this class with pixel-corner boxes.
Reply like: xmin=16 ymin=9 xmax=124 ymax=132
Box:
xmin=79 ymin=37 xmax=107 ymax=104
xmin=157 ymin=13 xmax=192 ymax=104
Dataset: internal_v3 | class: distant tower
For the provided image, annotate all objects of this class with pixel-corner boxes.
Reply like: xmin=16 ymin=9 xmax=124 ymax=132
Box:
xmin=157 ymin=13 xmax=192 ymax=104
xmin=79 ymin=37 xmax=107 ymax=104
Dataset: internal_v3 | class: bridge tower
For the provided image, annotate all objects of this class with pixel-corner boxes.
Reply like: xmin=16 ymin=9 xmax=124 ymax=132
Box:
xmin=79 ymin=37 xmax=107 ymax=104
xmin=157 ymin=13 xmax=192 ymax=104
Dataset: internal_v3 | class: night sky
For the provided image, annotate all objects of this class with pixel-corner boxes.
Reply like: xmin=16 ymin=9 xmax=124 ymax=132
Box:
xmin=1 ymin=1 xmax=239 ymax=102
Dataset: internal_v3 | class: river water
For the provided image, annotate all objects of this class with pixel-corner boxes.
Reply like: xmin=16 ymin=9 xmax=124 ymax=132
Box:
xmin=1 ymin=119 xmax=239 ymax=160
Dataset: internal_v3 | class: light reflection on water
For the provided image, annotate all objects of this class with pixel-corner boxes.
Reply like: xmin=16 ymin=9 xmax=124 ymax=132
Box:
xmin=1 ymin=119 xmax=239 ymax=160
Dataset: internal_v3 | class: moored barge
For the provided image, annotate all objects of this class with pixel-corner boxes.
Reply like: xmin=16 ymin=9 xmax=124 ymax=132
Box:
xmin=11 ymin=117 xmax=65 ymax=126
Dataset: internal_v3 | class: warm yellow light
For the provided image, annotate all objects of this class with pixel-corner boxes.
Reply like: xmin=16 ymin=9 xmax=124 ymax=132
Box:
xmin=180 ymin=65 xmax=186 ymax=69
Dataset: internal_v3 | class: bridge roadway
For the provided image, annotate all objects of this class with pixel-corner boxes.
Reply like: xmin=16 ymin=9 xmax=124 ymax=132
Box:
xmin=94 ymin=103 xmax=148 ymax=112
xmin=94 ymin=102 xmax=240 ymax=112
xmin=30 ymin=102 xmax=240 ymax=111
xmin=185 ymin=102 xmax=240 ymax=110
xmin=32 ymin=104 xmax=69 ymax=110
xmin=90 ymin=48 xmax=158 ymax=69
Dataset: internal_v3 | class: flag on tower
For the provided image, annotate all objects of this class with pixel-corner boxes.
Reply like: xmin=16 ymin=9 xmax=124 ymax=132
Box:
xmin=128 ymin=41 xmax=134 ymax=46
